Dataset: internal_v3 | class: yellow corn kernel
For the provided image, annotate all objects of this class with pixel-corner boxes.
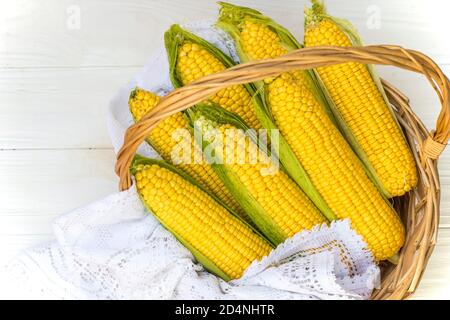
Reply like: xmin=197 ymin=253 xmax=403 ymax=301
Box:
xmin=134 ymin=161 xmax=272 ymax=280
xmin=304 ymin=17 xmax=418 ymax=197
xmin=240 ymin=21 xmax=288 ymax=60
xmin=129 ymin=88 xmax=246 ymax=220
xmin=217 ymin=123 xmax=326 ymax=238
xmin=176 ymin=41 xmax=261 ymax=129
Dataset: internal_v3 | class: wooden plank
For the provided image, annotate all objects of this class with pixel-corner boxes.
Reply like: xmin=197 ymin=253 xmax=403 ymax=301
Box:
xmin=1 ymin=0 xmax=450 ymax=68
xmin=0 ymin=64 xmax=448 ymax=149
xmin=0 ymin=150 xmax=447 ymax=227
xmin=0 ymin=67 xmax=137 ymax=149
xmin=0 ymin=106 xmax=448 ymax=227
xmin=412 ymin=228 xmax=450 ymax=299
xmin=0 ymin=149 xmax=117 ymax=216
xmin=0 ymin=148 xmax=117 ymax=267
xmin=1 ymin=162 xmax=446 ymax=233
xmin=1 ymin=66 xmax=448 ymax=227
xmin=323 ymin=0 xmax=450 ymax=64
xmin=0 ymin=215 xmax=55 ymax=236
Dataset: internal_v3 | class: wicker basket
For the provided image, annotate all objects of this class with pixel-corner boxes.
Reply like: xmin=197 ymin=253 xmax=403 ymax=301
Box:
xmin=115 ymin=45 xmax=450 ymax=300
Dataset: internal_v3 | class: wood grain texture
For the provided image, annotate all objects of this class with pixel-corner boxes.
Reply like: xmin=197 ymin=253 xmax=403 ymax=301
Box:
xmin=0 ymin=67 xmax=138 ymax=149
xmin=412 ymin=229 xmax=450 ymax=299
xmin=0 ymin=149 xmax=117 ymax=217
xmin=1 ymin=0 xmax=450 ymax=68
xmin=0 ymin=149 xmax=117 ymax=267
xmin=0 ymin=0 xmax=449 ymax=299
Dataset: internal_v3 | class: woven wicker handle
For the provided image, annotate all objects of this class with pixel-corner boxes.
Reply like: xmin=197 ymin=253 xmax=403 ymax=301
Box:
xmin=116 ymin=45 xmax=450 ymax=191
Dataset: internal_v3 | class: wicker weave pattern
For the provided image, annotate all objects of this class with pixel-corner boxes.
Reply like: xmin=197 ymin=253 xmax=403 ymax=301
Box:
xmin=115 ymin=45 xmax=449 ymax=299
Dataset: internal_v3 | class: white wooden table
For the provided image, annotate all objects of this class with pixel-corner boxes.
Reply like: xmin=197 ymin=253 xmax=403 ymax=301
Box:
xmin=0 ymin=0 xmax=449 ymax=299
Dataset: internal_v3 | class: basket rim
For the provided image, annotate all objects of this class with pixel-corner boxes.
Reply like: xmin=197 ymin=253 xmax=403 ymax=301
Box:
xmin=115 ymin=45 xmax=450 ymax=299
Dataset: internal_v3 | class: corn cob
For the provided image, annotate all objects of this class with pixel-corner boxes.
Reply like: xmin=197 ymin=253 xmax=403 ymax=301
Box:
xmin=166 ymin=23 xmax=337 ymax=222
xmin=132 ymin=155 xmax=272 ymax=280
xmin=217 ymin=2 xmax=405 ymax=261
xmin=164 ymin=24 xmax=261 ymax=130
xmin=187 ymin=103 xmax=326 ymax=246
xmin=304 ymin=0 xmax=417 ymax=197
xmin=129 ymin=87 xmax=247 ymax=221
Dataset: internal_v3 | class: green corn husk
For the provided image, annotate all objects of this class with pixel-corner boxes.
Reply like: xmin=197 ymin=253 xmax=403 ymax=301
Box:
xmin=186 ymin=102 xmax=327 ymax=246
xmin=164 ymin=23 xmax=337 ymax=223
xmin=304 ymin=0 xmax=411 ymax=198
xmin=131 ymin=155 xmax=273 ymax=280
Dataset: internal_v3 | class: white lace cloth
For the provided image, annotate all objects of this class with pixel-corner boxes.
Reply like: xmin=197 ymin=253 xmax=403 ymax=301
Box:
xmin=0 ymin=22 xmax=380 ymax=300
